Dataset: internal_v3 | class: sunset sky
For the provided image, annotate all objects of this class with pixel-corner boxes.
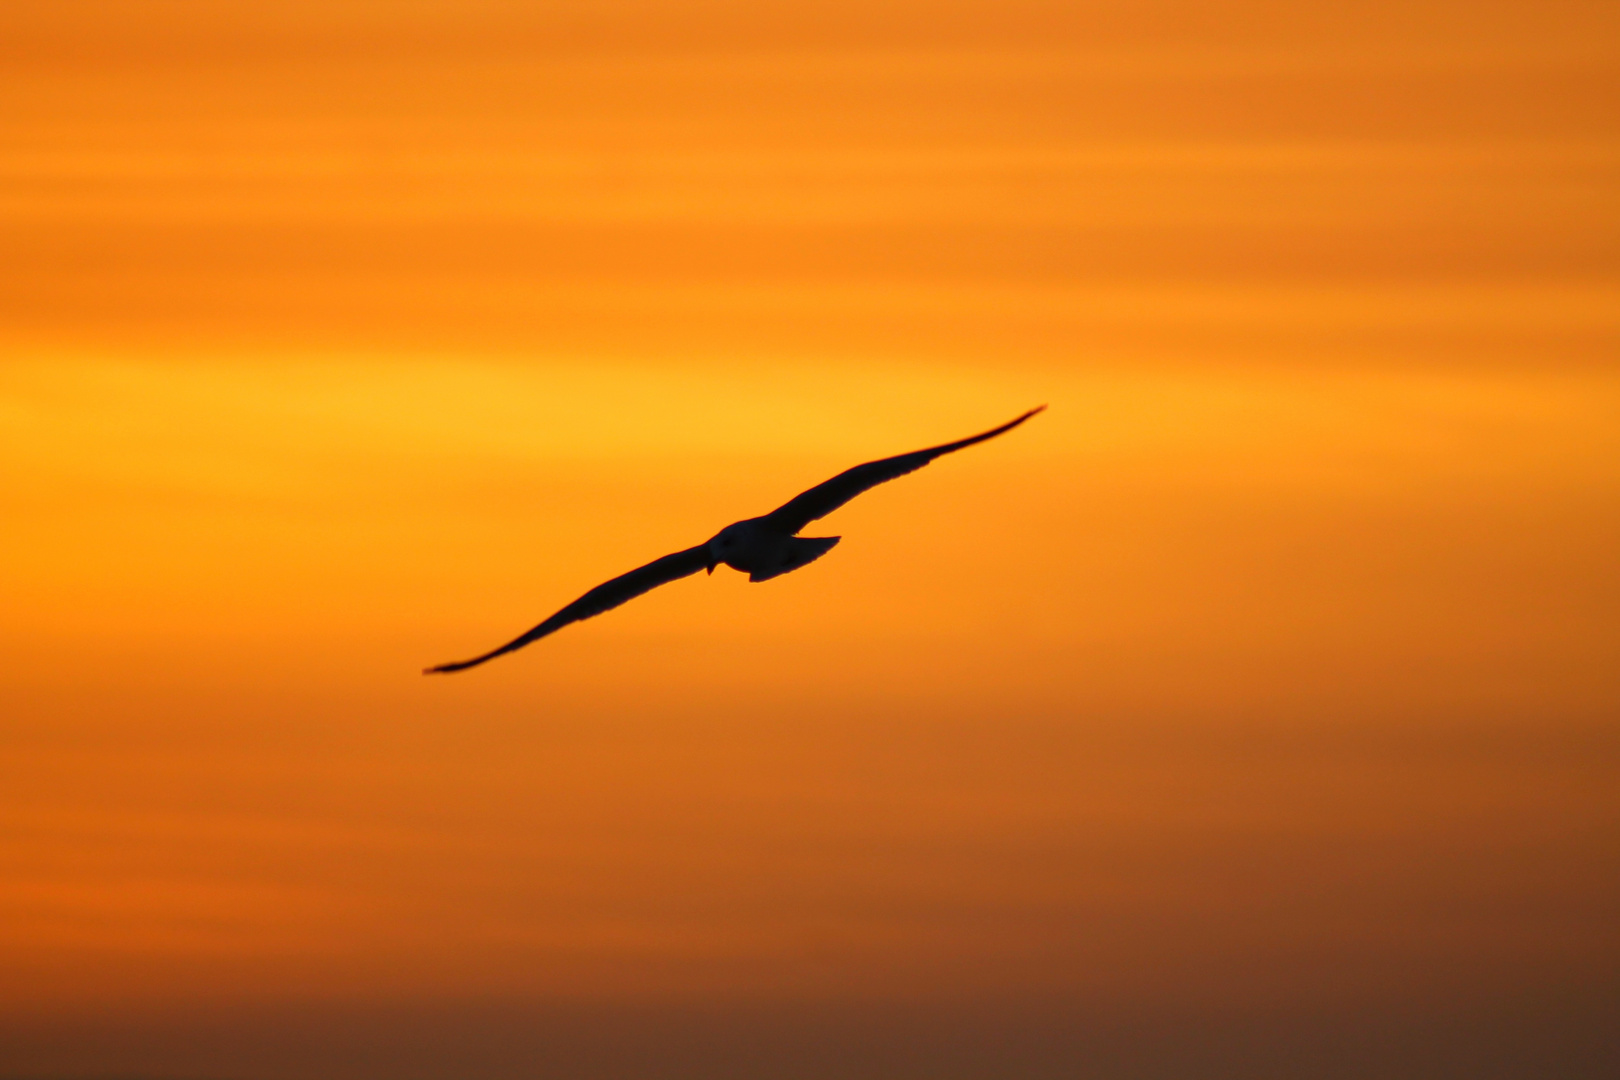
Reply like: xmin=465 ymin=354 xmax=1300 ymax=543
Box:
xmin=2 ymin=2 xmax=1617 ymax=1077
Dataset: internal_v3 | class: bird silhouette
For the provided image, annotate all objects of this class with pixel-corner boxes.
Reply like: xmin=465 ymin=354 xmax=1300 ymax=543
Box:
xmin=424 ymin=406 xmax=1045 ymax=673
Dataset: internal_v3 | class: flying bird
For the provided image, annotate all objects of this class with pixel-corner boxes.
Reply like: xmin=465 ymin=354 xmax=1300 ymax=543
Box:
xmin=424 ymin=406 xmax=1045 ymax=673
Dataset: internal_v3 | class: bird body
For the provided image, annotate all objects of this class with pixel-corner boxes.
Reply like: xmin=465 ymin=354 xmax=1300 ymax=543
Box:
xmin=706 ymin=518 xmax=841 ymax=582
xmin=425 ymin=406 xmax=1043 ymax=673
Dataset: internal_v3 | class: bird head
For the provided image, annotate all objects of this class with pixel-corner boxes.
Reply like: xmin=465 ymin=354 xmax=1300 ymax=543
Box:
xmin=705 ymin=521 xmax=751 ymax=574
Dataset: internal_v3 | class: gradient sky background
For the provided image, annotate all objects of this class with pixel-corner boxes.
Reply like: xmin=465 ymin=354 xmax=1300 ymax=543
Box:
xmin=2 ymin=2 xmax=1618 ymax=1077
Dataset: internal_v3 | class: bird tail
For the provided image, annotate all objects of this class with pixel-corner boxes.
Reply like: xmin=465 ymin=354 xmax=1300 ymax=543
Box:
xmin=750 ymin=536 xmax=841 ymax=582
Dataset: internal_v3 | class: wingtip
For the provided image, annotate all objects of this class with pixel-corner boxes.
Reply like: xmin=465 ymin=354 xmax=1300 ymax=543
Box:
xmin=999 ymin=405 xmax=1046 ymax=431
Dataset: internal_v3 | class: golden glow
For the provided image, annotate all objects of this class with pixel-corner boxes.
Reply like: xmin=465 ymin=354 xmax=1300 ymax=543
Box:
xmin=1 ymin=0 xmax=1617 ymax=1072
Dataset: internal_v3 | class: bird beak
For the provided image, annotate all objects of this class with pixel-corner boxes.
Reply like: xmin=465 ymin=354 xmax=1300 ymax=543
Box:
xmin=706 ymin=560 xmax=716 ymax=575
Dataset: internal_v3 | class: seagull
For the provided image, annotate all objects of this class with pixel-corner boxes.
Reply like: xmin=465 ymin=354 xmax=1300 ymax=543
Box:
xmin=424 ymin=405 xmax=1045 ymax=673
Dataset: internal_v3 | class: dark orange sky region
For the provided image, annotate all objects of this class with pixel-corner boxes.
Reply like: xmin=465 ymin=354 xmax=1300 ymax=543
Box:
xmin=2 ymin=2 xmax=1618 ymax=1077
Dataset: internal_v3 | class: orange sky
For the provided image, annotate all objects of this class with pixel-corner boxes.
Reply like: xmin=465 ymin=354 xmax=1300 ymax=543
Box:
xmin=2 ymin=2 xmax=1617 ymax=1077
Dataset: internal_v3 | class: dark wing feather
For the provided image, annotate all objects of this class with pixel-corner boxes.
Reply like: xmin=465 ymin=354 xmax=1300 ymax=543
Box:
xmin=423 ymin=544 xmax=711 ymax=673
xmin=759 ymin=406 xmax=1045 ymax=535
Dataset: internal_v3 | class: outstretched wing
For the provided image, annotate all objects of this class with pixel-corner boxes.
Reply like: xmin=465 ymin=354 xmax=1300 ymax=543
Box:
xmin=424 ymin=544 xmax=711 ymax=673
xmin=759 ymin=406 xmax=1045 ymax=536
